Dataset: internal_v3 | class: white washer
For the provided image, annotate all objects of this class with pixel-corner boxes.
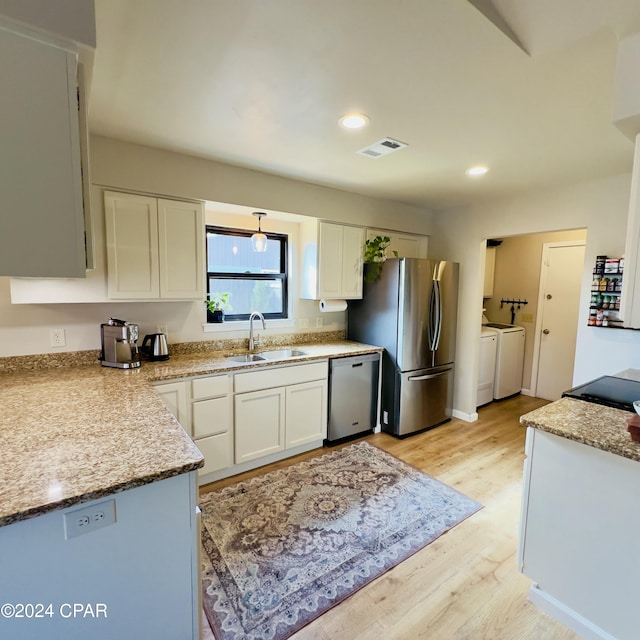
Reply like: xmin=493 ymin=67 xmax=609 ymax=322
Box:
xmin=478 ymin=327 xmax=497 ymax=407
xmin=484 ymin=323 xmax=525 ymax=400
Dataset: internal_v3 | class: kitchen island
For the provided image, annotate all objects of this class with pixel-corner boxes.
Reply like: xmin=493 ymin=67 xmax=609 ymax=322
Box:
xmin=0 ymin=337 xmax=379 ymax=639
xmin=519 ymin=381 xmax=640 ymax=640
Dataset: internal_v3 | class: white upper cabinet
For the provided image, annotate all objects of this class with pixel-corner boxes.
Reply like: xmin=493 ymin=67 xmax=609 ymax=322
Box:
xmin=157 ymin=198 xmax=205 ymax=299
xmin=483 ymin=246 xmax=496 ymax=298
xmin=620 ymin=136 xmax=640 ymax=328
xmin=366 ymin=229 xmax=428 ymax=259
xmin=0 ymin=26 xmax=87 ymax=277
xmin=104 ymin=191 xmax=204 ymax=300
xmin=301 ymin=220 xmax=364 ymax=299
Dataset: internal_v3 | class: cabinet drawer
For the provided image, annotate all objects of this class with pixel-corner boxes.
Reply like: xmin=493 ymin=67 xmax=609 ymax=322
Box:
xmin=234 ymin=361 xmax=328 ymax=394
xmin=191 ymin=375 xmax=230 ymax=400
xmin=192 ymin=396 xmax=231 ymax=439
xmin=195 ymin=432 xmax=232 ymax=475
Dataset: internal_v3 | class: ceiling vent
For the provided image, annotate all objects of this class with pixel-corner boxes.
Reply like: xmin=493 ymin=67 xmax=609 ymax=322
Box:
xmin=357 ymin=137 xmax=408 ymax=159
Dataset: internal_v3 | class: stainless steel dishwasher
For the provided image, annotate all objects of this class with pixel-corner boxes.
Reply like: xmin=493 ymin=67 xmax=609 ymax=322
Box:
xmin=327 ymin=353 xmax=380 ymax=443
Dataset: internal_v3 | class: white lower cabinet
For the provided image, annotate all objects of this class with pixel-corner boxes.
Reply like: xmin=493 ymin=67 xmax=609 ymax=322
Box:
xmin=154 ymin=374 xmax=233 ymax=479
xmin=235 ymin=387 xmax=286 ymax=463
xmin=285 ymin=379 xmax=327 ymax=448
xmin=154 ymin=381 xmax=189 ymax=429
xmin=155 ymin=361 xmax=329 ymax=482
xmin=234 ymin=361 xmax=328 ymax=463
xmin=519 ymin=427 xmax=640 ymax=640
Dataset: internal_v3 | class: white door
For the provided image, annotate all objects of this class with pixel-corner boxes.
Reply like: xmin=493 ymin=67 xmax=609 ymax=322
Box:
xmin=535 ymin=242 xmax=585 ymax=401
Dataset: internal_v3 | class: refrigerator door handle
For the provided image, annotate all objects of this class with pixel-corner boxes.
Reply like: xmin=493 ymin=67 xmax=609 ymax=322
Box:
xmin=408 ymin=368 xmax=452 ymax=382
xmin=427 ymin=278 xmax=443 ymax=352
xmin=433 ymin=279 xmax=442 ymax=351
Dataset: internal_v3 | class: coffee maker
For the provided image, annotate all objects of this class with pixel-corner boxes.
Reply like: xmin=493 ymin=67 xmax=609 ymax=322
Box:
xmin=100 ymin=318 xmax=141 ymax=369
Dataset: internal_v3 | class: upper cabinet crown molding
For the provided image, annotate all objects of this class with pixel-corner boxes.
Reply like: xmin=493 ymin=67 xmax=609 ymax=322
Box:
xmin=104 ymin=190 xmax=205 ymax=301
xmin=0 ymin=26 xmax=90 ymax=278
xmin=365 ymin=228 xmax=429 ymax=259
xmin=300 ymin=220 xmax=364 ymax=300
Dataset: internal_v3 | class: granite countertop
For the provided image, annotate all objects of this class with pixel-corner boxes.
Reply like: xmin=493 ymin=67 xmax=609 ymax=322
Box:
xmin=0 ymin=340 xmax=381 ymax=528
xmin=520 ymin=370 xmax=640 ymax=462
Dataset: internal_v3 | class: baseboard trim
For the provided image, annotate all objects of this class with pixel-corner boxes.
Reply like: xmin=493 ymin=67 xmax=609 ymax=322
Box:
xmin=452 ymin=409 xmax=478 ymax=423
xmin=521 ymin=387 xmax=534 ymax=397
xmin=528 ymin=584 xmax=617 ymax=640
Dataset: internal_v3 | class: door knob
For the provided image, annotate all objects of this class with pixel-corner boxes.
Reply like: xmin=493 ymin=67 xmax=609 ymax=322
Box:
xmin=543 ymin=329 xmax=550 ymax=334
xmin=546 ymin=294 xmax=552 ymax=299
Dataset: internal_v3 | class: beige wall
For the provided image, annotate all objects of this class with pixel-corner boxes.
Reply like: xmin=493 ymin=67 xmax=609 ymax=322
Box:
xmin=484 ymin=230 xmax=587 ymax=391
xmin=429 ymin=172 xmax=635 ymax=419
xmin=91 ymin=136 xmax=433 ymax=234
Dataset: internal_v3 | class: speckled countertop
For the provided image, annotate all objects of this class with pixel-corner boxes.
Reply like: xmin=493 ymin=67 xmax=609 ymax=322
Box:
xmin=520 ymin=369 xmax=640 ymax=462
xmin=0 ymin=340 xmax=381 ymax=528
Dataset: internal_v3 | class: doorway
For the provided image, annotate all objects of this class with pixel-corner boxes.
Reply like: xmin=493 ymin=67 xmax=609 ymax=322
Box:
xmin=532 ymin=241 xmax=586 ymax=400
xmin=483 ymin=228 xmax=587 ymax=402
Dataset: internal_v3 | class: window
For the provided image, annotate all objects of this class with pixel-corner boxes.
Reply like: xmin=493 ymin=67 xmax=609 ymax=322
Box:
xmin=206 ymin=226 xmax=288 ymax=321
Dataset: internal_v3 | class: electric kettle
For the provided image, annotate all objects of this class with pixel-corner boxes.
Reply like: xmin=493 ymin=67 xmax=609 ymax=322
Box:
xmin=141 ymin=333 xmax=170 ymax=361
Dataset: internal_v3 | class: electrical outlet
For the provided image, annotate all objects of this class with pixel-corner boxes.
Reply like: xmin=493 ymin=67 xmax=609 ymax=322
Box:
xmin=157 ymin=324 xmax=168 ymax=335
xmin=316 ymin=317 xmax=323 ymax=328
xmin=64 ymin=499 xmax=116 ymax=539
xmin=521 ymin=313 xmax=535 ymax=323
xmin=50 ymin=328 xmax=66 ymax=347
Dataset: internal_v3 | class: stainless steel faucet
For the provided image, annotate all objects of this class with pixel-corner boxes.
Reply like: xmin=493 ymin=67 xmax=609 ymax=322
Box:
xmin=248 ymin=311 xmax=266 ymax=352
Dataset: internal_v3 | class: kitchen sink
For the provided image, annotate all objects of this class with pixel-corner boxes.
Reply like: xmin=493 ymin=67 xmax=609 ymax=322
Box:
xmin=226 ymin=354 xmax=266 ymax=363
xmin=258 ymin=349 xmax=307 ymax=359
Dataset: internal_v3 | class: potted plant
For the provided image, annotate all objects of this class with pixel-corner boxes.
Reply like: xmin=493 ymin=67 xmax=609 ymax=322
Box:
xmin=364 ymin=235 xmax=398 ymax=283
xmin=205 ymin=293 xmax=232 ymax=323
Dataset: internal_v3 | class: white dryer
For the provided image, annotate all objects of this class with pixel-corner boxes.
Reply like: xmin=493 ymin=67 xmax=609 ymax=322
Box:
xmin=484 ymin=323 xmax=525 ymax=399
xmin=478 ymin=327 xmax=497 ymax=407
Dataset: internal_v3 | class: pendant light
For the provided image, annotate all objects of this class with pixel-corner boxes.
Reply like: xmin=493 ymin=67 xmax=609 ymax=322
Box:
xmin=251 ymin=212 xmax=268 ymax=252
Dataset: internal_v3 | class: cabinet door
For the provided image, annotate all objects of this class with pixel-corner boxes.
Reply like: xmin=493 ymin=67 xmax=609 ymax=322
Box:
xmin=318 ymin=222 xmax=344 ymax=298
xmin=341 ymin=225 xmax=364 ymax=298
xmin=195 ymin=432 xmax=232 ymax=475
xmin=154 ymin=381 xmax=190 ymax=435
xmin=0 ymin=28 xmax=86 ymax=278
xmin=192 ymin=396 xmax=231 ymax=439
xmin=234 ymin=388 xmax=285 ymax=464
xmin=483 ymin=247 xmax=496 ymax=298
xmin=366 ymin=229 xmax=427 ymax=259
xmin=285 ymin=379 xmax=328 ymax=448
xmin=158 ymin=199 xmax=205 ymax=299
xmin=105 ymin=192 xmax=160 ymax=299
xmin=391 ymin=233 xmax=426 ymax=259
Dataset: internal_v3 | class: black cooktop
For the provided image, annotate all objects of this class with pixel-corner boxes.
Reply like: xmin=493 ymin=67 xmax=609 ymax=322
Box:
xmin=562 ymin=375 xmax=640 ymax=412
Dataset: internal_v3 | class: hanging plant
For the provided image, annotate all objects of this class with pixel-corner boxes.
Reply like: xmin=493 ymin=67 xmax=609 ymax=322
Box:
xmin=364 ymin=235 xmax=398 ymax=283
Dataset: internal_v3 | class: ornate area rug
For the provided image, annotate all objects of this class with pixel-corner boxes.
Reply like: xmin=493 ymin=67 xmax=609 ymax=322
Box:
xmin=200 ymin=441 xmax=482 ymax=640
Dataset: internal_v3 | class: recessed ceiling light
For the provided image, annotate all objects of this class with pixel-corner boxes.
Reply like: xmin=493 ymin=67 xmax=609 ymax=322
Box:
xmin=339 ymin=113 xmax=370 ymax=130
xmin=466 ymin=165 xmax=490 ymax=177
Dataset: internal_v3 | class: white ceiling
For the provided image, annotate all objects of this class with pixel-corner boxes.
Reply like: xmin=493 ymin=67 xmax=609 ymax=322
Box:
xmin=90 ymin=0 xmax=640 ymax=211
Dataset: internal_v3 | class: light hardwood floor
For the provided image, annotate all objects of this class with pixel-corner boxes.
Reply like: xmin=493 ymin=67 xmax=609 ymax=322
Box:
xmin=200 ymin=395 xmax=579 ymax=640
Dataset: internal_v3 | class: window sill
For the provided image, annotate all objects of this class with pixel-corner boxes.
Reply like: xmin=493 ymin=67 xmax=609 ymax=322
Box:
xmin=202 ymin=318 xmax=296 ymax=333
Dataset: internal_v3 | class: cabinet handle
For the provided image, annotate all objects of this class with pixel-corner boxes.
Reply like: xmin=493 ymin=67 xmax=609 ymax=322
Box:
xmin=408 ymin=369 xmax=452 ymax=381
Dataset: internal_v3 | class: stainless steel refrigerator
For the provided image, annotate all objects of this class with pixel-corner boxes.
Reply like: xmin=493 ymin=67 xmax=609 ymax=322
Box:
xmin=348 ymin=258 xmax=459 ymax=437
